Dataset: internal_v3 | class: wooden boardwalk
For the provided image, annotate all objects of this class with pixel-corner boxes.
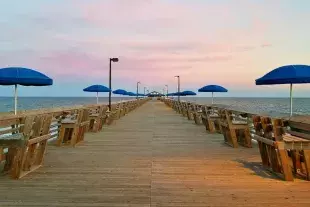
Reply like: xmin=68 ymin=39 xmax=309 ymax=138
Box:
xmin=1 ymin=100 xmax=310 ymax=206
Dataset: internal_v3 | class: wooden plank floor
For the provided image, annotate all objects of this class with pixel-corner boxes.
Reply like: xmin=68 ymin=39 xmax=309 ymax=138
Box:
xmin=1 ymin=100 xmax=310 ymax=206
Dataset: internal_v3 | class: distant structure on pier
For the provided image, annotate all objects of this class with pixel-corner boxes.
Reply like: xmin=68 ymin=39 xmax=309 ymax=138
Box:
xmin=147 ymin=91 xmax=164 ymax=97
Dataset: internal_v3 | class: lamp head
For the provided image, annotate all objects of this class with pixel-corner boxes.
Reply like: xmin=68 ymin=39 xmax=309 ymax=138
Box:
xmin=110 ymin=58 xmax=119 ymax=62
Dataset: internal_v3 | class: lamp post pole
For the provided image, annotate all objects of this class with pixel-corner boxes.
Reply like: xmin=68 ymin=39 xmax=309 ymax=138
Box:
xmin=109 ymin=57 xmax=119 ymax=111
xmin=165 ymin=84 xmax=168 ymax=97
xmin=136 ymin=81 xmax=141 ymax=99
xmin=175 ymin=76 xmax=180 ymax=101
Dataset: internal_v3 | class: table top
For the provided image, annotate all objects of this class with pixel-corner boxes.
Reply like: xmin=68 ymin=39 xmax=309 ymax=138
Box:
xmin=286 ymin=115 xmax=310 ymax=125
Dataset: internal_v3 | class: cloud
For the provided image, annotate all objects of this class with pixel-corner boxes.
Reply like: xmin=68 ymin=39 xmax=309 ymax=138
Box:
xmin=126 ymin=55 xmax=233 ymax=63
xmin=261 ymin=43 xmax=272 ymax=48
xmin=3 ymin=0 xmax=310 ymax=97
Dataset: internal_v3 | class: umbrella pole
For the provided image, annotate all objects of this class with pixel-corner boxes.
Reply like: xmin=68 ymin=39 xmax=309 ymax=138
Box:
xmin=211 ymin=92 xmax=214 ymax=104
xmin=96 ymin=92 xmax=98 ymax=104
xmin=290 ymin=83 xmax=293 ymax=117
xmin=14 ymin=84 xmax=17 ymax=115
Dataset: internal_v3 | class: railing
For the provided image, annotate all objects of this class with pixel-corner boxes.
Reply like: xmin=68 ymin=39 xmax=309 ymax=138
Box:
xmin=161 ymin=97 xmax=310 ymax=181
xmin=0 ymin=97 xmax=151 ymax=178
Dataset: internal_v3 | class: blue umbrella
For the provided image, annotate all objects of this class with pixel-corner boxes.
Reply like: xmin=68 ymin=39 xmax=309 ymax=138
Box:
xmin=113 ymin=89 xmax=127 ymax=95
xmin=174 ymin=92 xmax=185 ymax=96
xmin=113 ymin=89 xmax=128 ymax=102
xmin=256 ymin=65 xmax=310 ymax=116
xmin=83 ymin=84 xmax=111 ymax=104
xmin=126 ymin=92 xmax=136 ymax=96
xmin=0 ymin=67 xmax=53 ymax=114
xmin=198 ymin=85 xmax=228 ymax=104
xmin=180 ymin=90 xmax=197 ymax=96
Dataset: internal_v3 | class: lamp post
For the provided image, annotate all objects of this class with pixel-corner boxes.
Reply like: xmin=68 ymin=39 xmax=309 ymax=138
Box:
xmin=136 ymin=81 xmax=141 ymax=99
xmin=174 ymin=75 xmax=180 ymax=101
xmin=109 ymin=57 xmax=119 ymax=111
xmin=165 ymin=84 xmax=168 ymax=97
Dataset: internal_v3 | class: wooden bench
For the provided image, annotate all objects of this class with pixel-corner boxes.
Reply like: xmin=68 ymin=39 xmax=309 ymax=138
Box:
xmin=285 ymin=116 xmax=310 ymax=180
xmin=164 ymin=98 xmax=173 ymax=108
xmin=252 ymin=115 xmax=310 ymax=181
xmin=171 ymin=101 xmax=177 ymax=112
xmin=181 ymin=102 xmax=189 ymax=117
xmin=186 ymin=103 xmax=195 ymax=120
xmin=88 ymin=105 xmax=108 ymax=132
xmin=0 ymin=116 xmax=24 ymax=176
xmin=201 ymin=106 xmax=221 ymax=133
xmin=114 ymin=103 xmax=122 ymax=120
xmin=125 ymin=101 xmax=131 ymax=114
xmin=192 ymin=104 xmax=203 ymax=125
xmin=119 ymin=102 xmax=127 ymax=117
xmin=0 ymin=114 xmax=53 ymax=179
xmin=106 ymin=104 xmax=120 ymax=125
xmin=219 ymin=109 xmax=251 ymax=148
xmin=173 ymin=101 xmax=181 ymax=114
xmin=57 ymin=108 xmax=90 ymax=147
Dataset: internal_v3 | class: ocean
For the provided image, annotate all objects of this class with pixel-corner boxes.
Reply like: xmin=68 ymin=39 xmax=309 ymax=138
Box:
xmin=0 ymin=97 xmax=309 ymax=115
xmin=0 ymin=97 xmax=133 ymax=113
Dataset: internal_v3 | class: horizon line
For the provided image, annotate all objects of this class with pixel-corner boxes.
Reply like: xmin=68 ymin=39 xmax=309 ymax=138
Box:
xmin=0 ymin=96 xmax=310 ymax=98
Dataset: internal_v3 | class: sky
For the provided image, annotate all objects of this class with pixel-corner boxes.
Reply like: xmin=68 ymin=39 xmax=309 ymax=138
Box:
xmin=1 ymin=0 xmax=310 ymax=97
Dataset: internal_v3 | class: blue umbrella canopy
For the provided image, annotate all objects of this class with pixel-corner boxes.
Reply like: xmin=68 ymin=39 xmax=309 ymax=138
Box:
xmin=256 ymin=65 xmax=310 ymax=85
xmin=255 ymin=65 xmax=310 ymax=116
xmin=113 ymin=89 xmax=127 ymax=95
xmin=0 ymin=67 xmax=53 ymax=86
xmin=83 ymin=84 xmax=111 ymax=104
xmin=126 ymin=92 xmax=136 ymax=96
xmin=83 ymin=85 xmax=111 ymax=92
xmin=198 ymin=85 xmax=228 ymax=92
xmin=198 ymin=84 xmax=228 ymax=104
xmin=173 ymin=92 xmax=186 ymax=97
xmin=0 ymin=67 xmax=53 ymax=114
xmin=181 ymin=90 xmax=197 ymax=96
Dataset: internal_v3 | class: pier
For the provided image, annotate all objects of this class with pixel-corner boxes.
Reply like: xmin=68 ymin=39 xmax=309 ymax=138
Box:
xmin=1 ymin=99 xmax=310 ymax=206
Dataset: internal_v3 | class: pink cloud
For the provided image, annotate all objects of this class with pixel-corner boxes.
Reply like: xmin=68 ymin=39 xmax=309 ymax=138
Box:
xmin=261 ymin=43 xmax=272 ymax=48
xmin=5 ymin=0 xmax=305 ymax=96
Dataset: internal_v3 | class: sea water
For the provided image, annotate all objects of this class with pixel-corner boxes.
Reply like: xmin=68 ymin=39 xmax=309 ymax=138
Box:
xmin=0 ymin=97 xmax=309 ymax=115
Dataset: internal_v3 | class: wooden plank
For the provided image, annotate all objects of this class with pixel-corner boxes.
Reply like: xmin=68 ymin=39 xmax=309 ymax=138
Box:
xmin=287 ymin=130 xmax=310 ymax=140
xmin=252 ymin=134 xmax=275 ymax=146
xmin=303 ymin=150 xmax=310 ymax=180
xmin=0 ymin=127 xmax=21 ymax=135
xmin=0 ymin=133 xmax=25 ymax=147
xmin=1 ymin=100 xmax=310 ymax=206
xmin=277 ymin=149 xmax=294 ymax=181
xmin=0 ymin=118 xmax=20 ymax=127
xmin=27 ymin=134 xmax=51 ymax=145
